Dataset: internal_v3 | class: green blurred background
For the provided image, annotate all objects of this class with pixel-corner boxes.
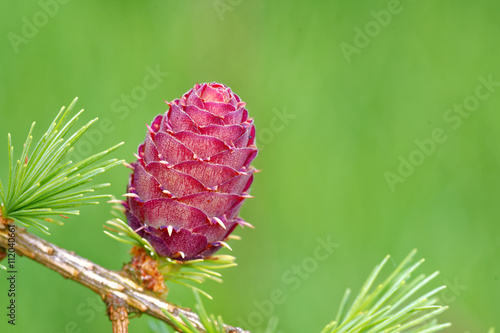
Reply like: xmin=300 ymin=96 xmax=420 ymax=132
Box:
xmin=1 ymin=0 xmax=499 ymax=332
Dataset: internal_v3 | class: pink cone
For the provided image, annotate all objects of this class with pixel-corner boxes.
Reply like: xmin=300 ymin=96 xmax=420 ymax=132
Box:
xmin=125 ymin=83 xmax=257 ymax=261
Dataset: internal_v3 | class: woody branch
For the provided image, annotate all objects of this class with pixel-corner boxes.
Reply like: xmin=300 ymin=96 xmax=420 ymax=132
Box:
xmin=0 ymin=219 xmax=249 ymax=333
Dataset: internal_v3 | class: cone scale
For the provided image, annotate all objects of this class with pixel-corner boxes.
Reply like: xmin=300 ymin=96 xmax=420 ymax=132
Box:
xmin=125 ymin=83 xmax=257 ymax=261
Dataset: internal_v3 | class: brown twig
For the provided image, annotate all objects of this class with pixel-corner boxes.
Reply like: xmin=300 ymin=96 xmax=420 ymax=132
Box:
xmin=107 ymin=294 xmax=130 ymax=333
xmin=0 ymin=223 xmax=249 ymax=333
xmin=109 ymin=305 xmax=129 ymax=333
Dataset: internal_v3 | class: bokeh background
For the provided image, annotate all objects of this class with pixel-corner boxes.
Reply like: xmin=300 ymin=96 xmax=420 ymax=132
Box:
xmin=1 ymin=0 xmax=499 ymax=332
